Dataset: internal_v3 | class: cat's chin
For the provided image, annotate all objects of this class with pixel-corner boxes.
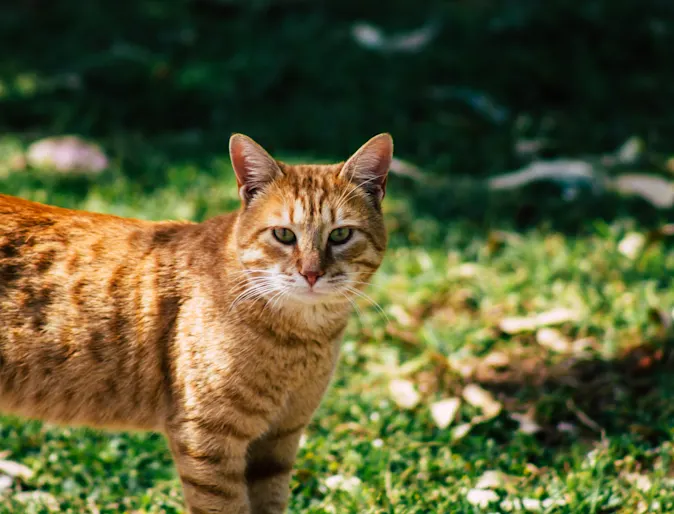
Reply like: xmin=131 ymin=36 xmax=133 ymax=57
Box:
xmin=281 ymin=289 xmax=347 ymax=307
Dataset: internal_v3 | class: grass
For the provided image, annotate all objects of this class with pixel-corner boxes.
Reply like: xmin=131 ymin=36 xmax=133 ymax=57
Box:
xmin=1 ymin=145 xmax=673 ymax=514
xmin=1 ymin=1 xmax=674 ymax=512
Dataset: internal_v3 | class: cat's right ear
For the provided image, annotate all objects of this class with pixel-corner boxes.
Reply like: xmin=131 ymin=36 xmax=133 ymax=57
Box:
xmin=229 ymin=134 xmax=283 ymax=205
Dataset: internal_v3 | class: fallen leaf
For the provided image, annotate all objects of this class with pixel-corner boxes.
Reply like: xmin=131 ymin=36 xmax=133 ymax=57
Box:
xmin=510 ymin=410 xmax=542 ymax=435
xmin=462 ymin=384 xmax=502 ymax=419
xmin=501 ymin=497 xmax=567 ymax=511
xmin=488 ymin=160 xmax=597 ymax=191
xmin=615 ymin=136 xmax=643 ymax=165
xmin=624 ymin=472 xmax=653 ymax=492
xmin=455 ymin=263 xmax=482 ymax=278
xmin=0 ymin=460 xmax=33 ymax=481
xmin=536 ymin=328 xmax=571 ymax=353
xmin=26 ymin=136 xmax=108 ymax=174
xmin=351 ymin=21 xmax=438 ymax=52
xmin=475 ymin=470 xmax=518 ymax=490
xmin=388 ymin=379 xmax=421 ymax=410
xmin=611 ymin=173 xmax=674 ymax=209
xmin=390 ymin=158 xmax=428 ymax=182
xmin=450 ymin=422 xmax=474 ymax=441
xmin=500 ymin=308 xmax=579 ymax=334
xmin=13 ymin=491 xmax=60 ymax=511
xmin=389 ymin=305 xmax=416 ymax=327
xmin=482 ymin=351 xmax=510 ymax=368
xmin=556 ymin=422 xmax=578 ymax=434
xmin=466 ymin=488 xmax=499 ymax=507
xmin=618 ymin=232 xmax=646 ymax=260
xmin=324 ymin=474 xmax=362 ymax=494
xmin=430 ymin=398 xmax=461 ymax=429
xmin=0 ymin=475 xmax=12 ymax=493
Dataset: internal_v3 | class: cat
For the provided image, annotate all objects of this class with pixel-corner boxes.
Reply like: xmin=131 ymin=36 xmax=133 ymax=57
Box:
xmin=0 ymin=133 xmax=393 ymax=514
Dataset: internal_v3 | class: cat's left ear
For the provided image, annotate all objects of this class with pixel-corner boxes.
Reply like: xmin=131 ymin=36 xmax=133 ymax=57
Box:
xmin=339 ymin=133 xmax=393 ymax=201
xmin=229 ymin=134 xmax=283 ymax=205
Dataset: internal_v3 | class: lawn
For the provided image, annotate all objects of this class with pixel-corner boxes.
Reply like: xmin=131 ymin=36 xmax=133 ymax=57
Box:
xmin=1 ymin=1 xmax=674 ymax=513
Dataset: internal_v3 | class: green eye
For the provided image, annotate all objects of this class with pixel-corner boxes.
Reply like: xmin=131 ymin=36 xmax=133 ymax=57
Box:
xmin=273 ymin=228 xmax=297 ymax=244
xmin=329 ymin=227 xmax=353 ymax=244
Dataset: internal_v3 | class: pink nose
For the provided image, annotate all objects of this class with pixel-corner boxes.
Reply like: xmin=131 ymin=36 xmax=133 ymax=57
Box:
xmin=301 ymin=271 xmax=323 ymax=287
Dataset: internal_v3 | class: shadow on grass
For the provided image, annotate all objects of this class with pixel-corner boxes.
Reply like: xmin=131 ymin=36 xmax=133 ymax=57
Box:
xmin=467 ymin=333 xmax=674 ymax=451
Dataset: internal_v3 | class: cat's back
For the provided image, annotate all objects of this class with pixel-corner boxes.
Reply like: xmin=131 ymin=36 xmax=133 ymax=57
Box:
xmin=0 ymin=194 xmax=204 ymax=429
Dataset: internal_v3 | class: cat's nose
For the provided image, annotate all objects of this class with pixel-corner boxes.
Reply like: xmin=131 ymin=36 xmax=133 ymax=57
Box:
xmin=300 ymin=270 xmax=324 ymax=287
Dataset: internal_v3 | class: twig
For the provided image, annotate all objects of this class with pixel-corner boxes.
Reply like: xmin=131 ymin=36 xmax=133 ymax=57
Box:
xmin=566 ymin=399 xmax=605 ymax=438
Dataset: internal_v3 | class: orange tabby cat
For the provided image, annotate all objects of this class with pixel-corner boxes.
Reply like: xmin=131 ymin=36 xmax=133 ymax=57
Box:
xmin=0 ymin=133 xmax=392 ymax=513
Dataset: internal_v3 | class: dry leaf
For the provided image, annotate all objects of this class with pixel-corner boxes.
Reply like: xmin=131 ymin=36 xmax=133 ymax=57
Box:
xmin=388 ymin=379 xmax=420 ymax=410
xmin=26 ymin=136 xmax=108 ymax=174
xmin=557 ymin=422 xmax=578 ymax=434
xmin=13 ymin=491 xmax=60 ymax=511
xmin=324 ymin=474 xmax=362 ymax=494
xmin=455 ymin=263 xmax=482 ymax=278
xmin=450 ymin=422 xmax=474 ymax=441
xmin=624 ymin=473 xmax=653 ymax=492
xmin=500 ymin=308 xmax=579 ymax=334
xmin=430 ymin=398 xmax=461 ymax=429
xmin=488 ymin=160 xmax=596 ymax=191
xmin=390 ymin=158 xmax=428 ymax=182
xmin=389 ymin=305 xmax=416 ymax=327
xmin=501 ymin=497 xmax=567 ymax=511
xmin=616 ymin=137 xmax=643 ymax=164
xmin=466 ymin=488 xmax=499 ymax=507
xmin=536 ymin=328 xmax=571 ymax=353
xmin=612 ymin=173 xmax=674 ymax=209
xmin=351 ymin=22 xmax=438 ymax=52
xmin=483 ymin=351 xmax=510 ymax=368
xmin=618 ymin=232 xmax=646 ymax=260
xmin=0 ymin=460 xmax=33 ymax=481
xmin=0 ymin=475 xmax=12 ymax=493
xmin=462 ymin=384 xmax=502 ymax=419
xmin=510 ymin=410 xmax=542 ymax=435
xmin=475 ymin=470 xmax=518 ymax=490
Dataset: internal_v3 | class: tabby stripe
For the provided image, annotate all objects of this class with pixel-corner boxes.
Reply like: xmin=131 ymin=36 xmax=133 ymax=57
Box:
xmin=181 ymin=475 xmax=238 ymax=499
xmin=176 ymin=442 xmax=223 ymax=466
xmin=361 ymin=232 xmax=385 ymax=253
xmin=351 ymin=259 xmax=379 ymax=270
xmin=189 ymin=416 xmax=257 ymax=441
xmin=224 ymin=387 xmax=271 ymax=417
xmin=245 ymin=460 xmax=293 ymax=483
xmin=240 ymin=380 xmax=282 ymax=405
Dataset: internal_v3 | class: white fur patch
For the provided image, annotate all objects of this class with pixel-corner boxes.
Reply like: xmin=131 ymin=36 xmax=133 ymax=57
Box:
xmin=267 ymin=209 xmax=292 ymax=227
xmin=292 ymin=199 xmax=305 ymax=224
xmin=240 ymin=248 xmax=265 ymax=263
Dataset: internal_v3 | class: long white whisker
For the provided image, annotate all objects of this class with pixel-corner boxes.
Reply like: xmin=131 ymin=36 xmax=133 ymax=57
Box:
xmin=343 ymin=286 xmax=389 ymax=322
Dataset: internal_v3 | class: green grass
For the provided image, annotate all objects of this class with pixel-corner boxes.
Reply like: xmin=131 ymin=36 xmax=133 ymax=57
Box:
xmin=1 ymin=146 xmax=673 ymax=513
xmin=1 ymin=1 xmax=674 ymax=512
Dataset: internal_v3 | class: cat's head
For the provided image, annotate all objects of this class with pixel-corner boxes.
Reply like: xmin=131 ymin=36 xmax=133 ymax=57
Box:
xmin=229 ymin=133 xmax=392 ymax=307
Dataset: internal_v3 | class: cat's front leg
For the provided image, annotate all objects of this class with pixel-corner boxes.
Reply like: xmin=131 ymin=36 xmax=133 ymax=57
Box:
xmin=246 ymin=420 xmax=307 ymax=514
xmin=167 ymin=416 xmax=261 ymax=514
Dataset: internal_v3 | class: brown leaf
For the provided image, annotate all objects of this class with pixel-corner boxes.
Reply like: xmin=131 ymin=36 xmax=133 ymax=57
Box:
xmin=430 ymin=398 xmax=461 ymax=429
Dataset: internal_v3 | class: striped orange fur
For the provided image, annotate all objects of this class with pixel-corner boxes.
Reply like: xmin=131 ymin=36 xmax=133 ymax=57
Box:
xmin=0 ymin=133 xmax=393 ymax=513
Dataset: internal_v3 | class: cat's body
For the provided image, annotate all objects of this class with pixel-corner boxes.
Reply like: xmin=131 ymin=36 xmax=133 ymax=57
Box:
xmin=0 ymin=133 xmax=392 ymax=514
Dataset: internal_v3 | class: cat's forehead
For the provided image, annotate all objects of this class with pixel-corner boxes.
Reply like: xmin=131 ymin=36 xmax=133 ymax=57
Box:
xmin=263 ymin=163 xmax=365 ymax=226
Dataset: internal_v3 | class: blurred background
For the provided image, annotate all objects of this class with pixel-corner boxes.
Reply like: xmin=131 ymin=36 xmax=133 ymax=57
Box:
xmin=1 ymin=1 xmax=674 ymax=513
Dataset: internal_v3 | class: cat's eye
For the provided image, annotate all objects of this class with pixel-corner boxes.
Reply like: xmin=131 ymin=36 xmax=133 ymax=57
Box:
xmin=273 ymin=228 xmax=297 ymax=244
xmin=328 ymin=227 xmax=353 ymax=245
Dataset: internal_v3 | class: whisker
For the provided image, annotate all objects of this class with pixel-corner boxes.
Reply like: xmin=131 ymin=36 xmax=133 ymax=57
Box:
xmin=343 ymin=286 xmax=389 ymax=322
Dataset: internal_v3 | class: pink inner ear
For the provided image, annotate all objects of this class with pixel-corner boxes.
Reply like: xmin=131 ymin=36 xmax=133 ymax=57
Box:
xmin=230 ymin=137 xmax=252 ymax=188
xmin=342 ymin=134 xmax=393 ymax=196
xmin=229 ymin=135 xmax=281 ymax=199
